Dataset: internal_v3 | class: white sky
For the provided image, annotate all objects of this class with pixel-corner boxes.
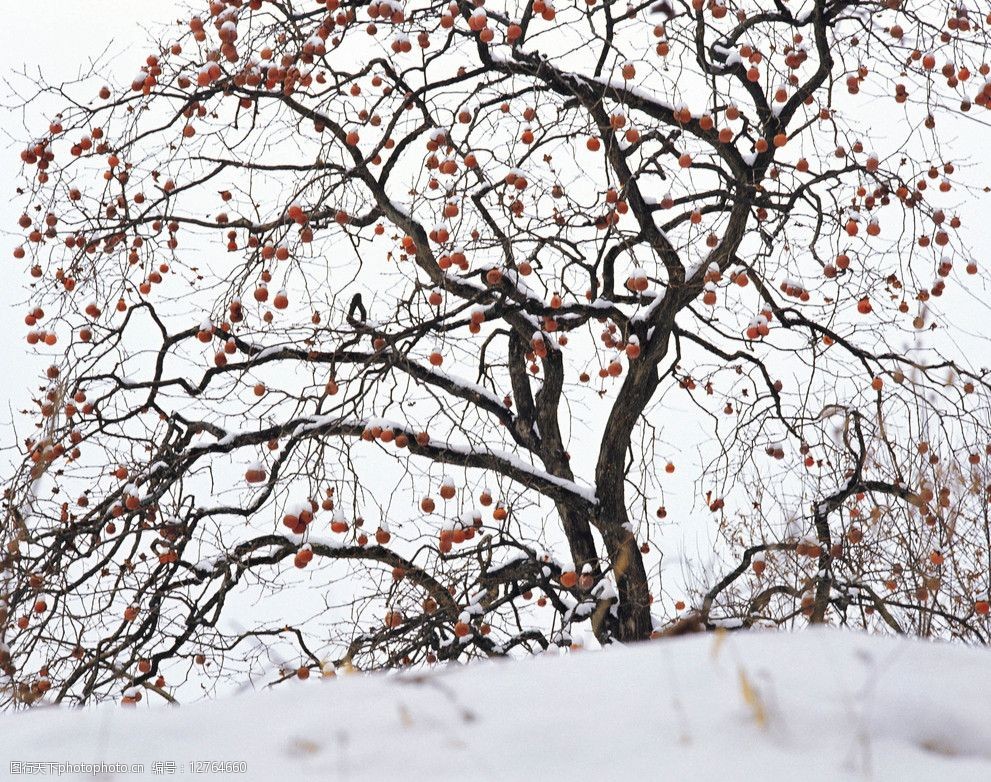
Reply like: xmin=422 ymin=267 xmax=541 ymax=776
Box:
xmin=0 ymin=1 xmax=182 ymax=463
xmin=2 ymin=2 xmax=991 ymax=700
xmin=3 ymin=0 xmax=990 ymax=410
xmin=2 ymin=0 xmax=991 ymax=582
xmin=2 ymin=0 xmax=991 ymax=526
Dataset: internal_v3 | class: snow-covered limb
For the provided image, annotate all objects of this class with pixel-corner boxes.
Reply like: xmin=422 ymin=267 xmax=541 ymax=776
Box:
xmin=184 ymin=413 xmax=596 ymax=510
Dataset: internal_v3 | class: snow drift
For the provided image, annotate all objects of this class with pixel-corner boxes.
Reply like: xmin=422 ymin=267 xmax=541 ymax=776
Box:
xmin=1 ymin=628 xmax=990 ymax=781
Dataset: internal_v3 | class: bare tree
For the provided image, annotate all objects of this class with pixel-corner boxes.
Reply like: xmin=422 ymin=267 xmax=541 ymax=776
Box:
xmin=4 ymin=0 xmax=991 ymax=705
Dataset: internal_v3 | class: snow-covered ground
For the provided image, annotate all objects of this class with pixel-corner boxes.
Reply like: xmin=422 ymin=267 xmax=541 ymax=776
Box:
xmin=1 ymin=629 xmax=990 ymax=781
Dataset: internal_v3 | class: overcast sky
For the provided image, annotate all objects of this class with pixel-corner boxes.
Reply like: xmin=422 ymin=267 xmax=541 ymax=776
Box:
xmin=4 ymin=0 xmax=989 ymax=401
xmin=2 ymin=1 xmax=991 ymax=686
xmin=2 ymin=0 xmax=990 ymax=516
xmin=0 ymin=2 xmax=181 ymax=465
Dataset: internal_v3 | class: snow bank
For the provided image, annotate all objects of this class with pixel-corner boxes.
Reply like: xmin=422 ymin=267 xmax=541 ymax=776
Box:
xmin=1 ymin=629 xmax=989 ymax=780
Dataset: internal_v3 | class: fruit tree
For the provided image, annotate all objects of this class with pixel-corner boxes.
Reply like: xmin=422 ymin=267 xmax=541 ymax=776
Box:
xmin=5 ymin=0 xmax=991 ymax=704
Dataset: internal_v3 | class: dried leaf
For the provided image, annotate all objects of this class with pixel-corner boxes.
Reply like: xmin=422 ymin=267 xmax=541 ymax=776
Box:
xmin=738 ymin=667 xmax=767 ymax=729
xmin=709 ymin=627 xmax=728 ymax=659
